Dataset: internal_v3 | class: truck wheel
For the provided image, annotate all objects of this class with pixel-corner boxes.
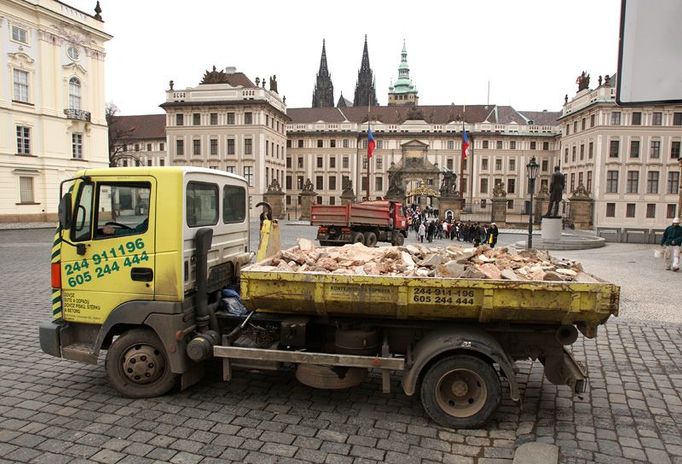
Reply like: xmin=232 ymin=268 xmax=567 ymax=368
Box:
xmin=363 ymin=231 xmax=378 ymax=247
xmin=392 ymin=233 xmax=405 ymax=246
xmin=351 ymin=232 xmax=365 ymax=244
xmin=105 ymin=328 xmax=178 ymax=398
xmin=420 ymin=355 xmax=501 ymax=429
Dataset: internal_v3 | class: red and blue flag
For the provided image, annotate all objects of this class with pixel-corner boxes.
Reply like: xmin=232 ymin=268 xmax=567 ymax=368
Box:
xmin=461 ymin=130 xmax=470 ymax=161
xmin=367 ymin=127 xmax=376 ymax=159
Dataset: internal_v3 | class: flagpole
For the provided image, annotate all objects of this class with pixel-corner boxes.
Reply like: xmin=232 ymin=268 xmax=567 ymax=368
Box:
xmin=459 ymin=117 xmax=465 ymax=199
xmin=366 ymin=100 xmax=371 ymax=201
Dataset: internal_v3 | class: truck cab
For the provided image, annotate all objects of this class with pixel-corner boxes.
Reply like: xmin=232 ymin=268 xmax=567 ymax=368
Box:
xmin=41 ymin=167 xmax=251 ymax=395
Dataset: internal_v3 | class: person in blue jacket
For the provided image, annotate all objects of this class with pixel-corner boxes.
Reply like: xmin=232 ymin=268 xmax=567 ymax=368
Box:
xmin=661 ymin=217 xmax=682 ymax=271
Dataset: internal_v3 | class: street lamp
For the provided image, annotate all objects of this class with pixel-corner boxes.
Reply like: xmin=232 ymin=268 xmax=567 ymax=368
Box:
xmin=526 ymin=156 xmax=540 ymax=249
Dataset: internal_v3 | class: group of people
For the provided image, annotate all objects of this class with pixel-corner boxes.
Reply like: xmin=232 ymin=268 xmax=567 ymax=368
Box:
xmin=662 ymin=217 xmax=681 ymax=272
xmin=405 ymin=206 xmax=499 ymax=248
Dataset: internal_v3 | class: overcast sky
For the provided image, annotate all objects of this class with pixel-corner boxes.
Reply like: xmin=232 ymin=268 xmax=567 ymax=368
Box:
xmin=69 ymin=0 xmax=621 ymax=115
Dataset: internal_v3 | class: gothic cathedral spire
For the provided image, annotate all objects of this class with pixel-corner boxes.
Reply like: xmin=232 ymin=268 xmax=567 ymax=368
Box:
xmin=353 ymin=35 xmax=378 ymax=107
xmin=312 ymin=39 xmax=334 ymax=107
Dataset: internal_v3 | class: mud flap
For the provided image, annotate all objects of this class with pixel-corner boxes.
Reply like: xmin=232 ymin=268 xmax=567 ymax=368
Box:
xmin=541 ymin=347 xmax=588 ymax=394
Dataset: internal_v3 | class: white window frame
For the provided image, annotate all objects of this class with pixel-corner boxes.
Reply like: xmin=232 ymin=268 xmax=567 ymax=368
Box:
xmin=13 ymin=69 xmax=29 ymax=102
xmin=11 ymin=25 xmax=28 ymax=45
xmin=16 ymin=126 xmax=30 ymax=155
xmin=72 ymin=133 xmax=83 ymax=159
xmin=19 ymin=177 xmax=34 ymax=203
xmin=69 ymin=77 xmax=81 ymax=110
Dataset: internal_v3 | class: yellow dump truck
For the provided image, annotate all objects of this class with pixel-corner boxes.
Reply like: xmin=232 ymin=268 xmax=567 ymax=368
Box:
xmin=41 ymin=167 xmax=619 ymax=428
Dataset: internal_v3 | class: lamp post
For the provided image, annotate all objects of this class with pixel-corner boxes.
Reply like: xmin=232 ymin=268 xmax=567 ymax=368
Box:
xmin=526 ymin=156 xmax=540 ymax=249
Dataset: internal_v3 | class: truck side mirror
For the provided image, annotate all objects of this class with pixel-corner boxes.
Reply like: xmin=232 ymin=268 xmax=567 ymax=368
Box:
xmin=58 ymin=192 xmax=73 ymax=230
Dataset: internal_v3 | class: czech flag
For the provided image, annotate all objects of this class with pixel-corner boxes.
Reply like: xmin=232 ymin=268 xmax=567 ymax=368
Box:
xmin=461 ymin=130 xmax=470 ymax=161
xmin=367 ymin=126 xmax=376 ymax=159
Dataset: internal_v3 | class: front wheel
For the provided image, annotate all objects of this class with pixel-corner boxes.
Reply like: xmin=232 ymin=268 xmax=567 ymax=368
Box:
xmin=420 ymin=355 xmax=501 ymax=428
xmin=105 ymin=328 xmax=178 ymax=398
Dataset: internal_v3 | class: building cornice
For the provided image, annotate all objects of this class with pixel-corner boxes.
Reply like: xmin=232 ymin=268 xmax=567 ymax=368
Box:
xmin=160 ymin=100 xmax=291 ymax=122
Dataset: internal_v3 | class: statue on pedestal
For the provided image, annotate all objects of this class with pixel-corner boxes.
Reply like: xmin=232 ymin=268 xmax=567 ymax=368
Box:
xmin=545 ymin=166 xmax=565 ymax=217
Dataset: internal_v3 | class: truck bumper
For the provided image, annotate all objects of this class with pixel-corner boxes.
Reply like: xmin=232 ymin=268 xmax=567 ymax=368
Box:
xmin=39 ymin=320 xmax=62 ymax=358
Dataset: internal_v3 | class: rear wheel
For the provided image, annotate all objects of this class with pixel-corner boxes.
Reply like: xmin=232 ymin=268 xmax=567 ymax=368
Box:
xmin=105 ymin=328 xmax=178 ymax=398
xmin=420 ymin=355 xmax=501 ymax=428
xmin=351 ymin=232 xmax=365 ymax=244
xmin=363 ymin=231 xmax=378 ymax=247
xmin=391 ymin=232 xmax=405 ymax=246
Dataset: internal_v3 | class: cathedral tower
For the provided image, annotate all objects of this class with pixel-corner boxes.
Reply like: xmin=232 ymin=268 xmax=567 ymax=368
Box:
xmin=353 ymin=35 xmax=378 ymax=107
xmin=388 ymin=40 xmax=419 ymax=106
xmin=312 ymin=39 xmax=334 ymax=107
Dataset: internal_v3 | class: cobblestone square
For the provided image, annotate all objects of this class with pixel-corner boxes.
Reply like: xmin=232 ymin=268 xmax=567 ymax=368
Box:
xmin=0 ymin=225 xmax=680 ymax=463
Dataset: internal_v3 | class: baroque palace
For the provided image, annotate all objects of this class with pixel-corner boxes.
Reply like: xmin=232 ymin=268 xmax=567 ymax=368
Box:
xmin=109 ymin=38 xmax=682 ymax=242
xmin=0 ymin=0 xmax=111 ymax=222
xmin=4 ymin=10 xmax=680 ymax=242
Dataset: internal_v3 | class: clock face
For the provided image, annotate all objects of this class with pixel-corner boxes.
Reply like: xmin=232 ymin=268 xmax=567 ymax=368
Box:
xmin=67 ymin=45 xmax=80 ymax=61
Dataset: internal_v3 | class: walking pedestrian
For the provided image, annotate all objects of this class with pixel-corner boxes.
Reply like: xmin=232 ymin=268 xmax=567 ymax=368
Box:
xmin=418 ymin=222 xmax=426 ymax=243
xmin=488 ymin=223 xmax=499 ymax=248
xmin=661 ymin=217 xmax=682 ymax=271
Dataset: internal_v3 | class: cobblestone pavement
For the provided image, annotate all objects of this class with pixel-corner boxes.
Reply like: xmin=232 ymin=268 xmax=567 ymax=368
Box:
xmin=0 ymin=227 xmax=681 ymax=464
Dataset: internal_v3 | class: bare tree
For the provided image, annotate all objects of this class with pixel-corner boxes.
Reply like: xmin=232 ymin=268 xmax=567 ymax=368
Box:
xmin=106 ymin=102 xmax=137 ymax=167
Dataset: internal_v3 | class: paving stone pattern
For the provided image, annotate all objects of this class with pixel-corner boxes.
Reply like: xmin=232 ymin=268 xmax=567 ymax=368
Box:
xmin=0 ymin=230 xmax=681 ymax=463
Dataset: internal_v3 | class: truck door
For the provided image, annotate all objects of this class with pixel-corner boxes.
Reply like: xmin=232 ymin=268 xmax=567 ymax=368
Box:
xmin=61 ymin=178 xmax=156 ymax=324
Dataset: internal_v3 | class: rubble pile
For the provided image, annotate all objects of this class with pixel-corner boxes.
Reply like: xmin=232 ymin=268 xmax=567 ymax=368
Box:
xmin=250 ymin=239 xmax=597 ymax=282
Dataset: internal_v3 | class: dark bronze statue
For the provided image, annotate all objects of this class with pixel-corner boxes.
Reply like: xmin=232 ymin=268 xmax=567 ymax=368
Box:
xmin=545 ymin=166 xmax=565 ymax=217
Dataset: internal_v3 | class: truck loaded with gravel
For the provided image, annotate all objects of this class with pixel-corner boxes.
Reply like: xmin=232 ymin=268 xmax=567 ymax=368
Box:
xmin=40 ymin=167 xmax=620 ymax=428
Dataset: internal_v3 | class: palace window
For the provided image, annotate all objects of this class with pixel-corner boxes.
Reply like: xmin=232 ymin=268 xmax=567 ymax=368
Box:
xmin=193 ymin=139 xmax=201 ymax=155
xmin=13 ymin=69 xmax=29 ymax=102
xmin=626 ymin=171 xmax=639 ymax=194
xmin=606 ymin=171 xmax=619 ymax=193
xmin=210 ymin=113 xmax=218 ymax=125
xmin=72 ymin=133 xmax=83 ymax=159
xmin=626 ymin=203 xmax=636 ymax=218
xmin=193 ymin=113 xmax=200 ymax=125
xmin=630 ymin=140 xmax=640 ymax=158
xmin=668 ymin=172 xmax=680 ymax=194
xmin=11 ymin=25 xmax=28 ymax=44
xmin=68 ymin=77 xmax=81 ymax=110
xmin=672 ymin=141 xmax=680 ymax=159
xmin=244 ymin=112 xmax=252 ymax=124
xmin=611 ymin=112 xmax=621 ymax=125
xmin=646 ymin=204 xmax=656 ymax=218
xmin=609 ymin=140 xmax=619 ymax=158
xmin=227 ymin=112 xmax=235 ymax=124
xmin=243 ymin=166 xmax=253 ymax=186
xmin=244 ymin=138 xmax=252 ymax=155
xmin=176 ymin=139 xmax=184 ymax=156
xmin=227 ymin=139 xmax=235 ymax=155
xmin=632 ymin=112 xmax=642 ymax=125
xmin=176 ymin=114 xmax=184 ymax=126
xmin=16 ymin=126 xmax=30 ymax=155
xmin=647 ymin=171 xmax=659 ymax=194
xmin=650 ymin=140 xmax=660 ymax=158
xmin=19 ymin=177 xmax=34 ymax=203
xmin=652 ymin=112 xmax=662 ymax=125
xmin=606 ymin=203 xmax=616 ymax=217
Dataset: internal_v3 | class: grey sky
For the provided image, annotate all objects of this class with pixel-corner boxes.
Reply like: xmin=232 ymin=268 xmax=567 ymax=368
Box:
xmin=70 ymin=0 xmax=621 ymax=115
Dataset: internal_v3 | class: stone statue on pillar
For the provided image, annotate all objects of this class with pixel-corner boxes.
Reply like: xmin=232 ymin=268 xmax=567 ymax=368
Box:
xmin=544 ymin=166 xmax=565 ymax=217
